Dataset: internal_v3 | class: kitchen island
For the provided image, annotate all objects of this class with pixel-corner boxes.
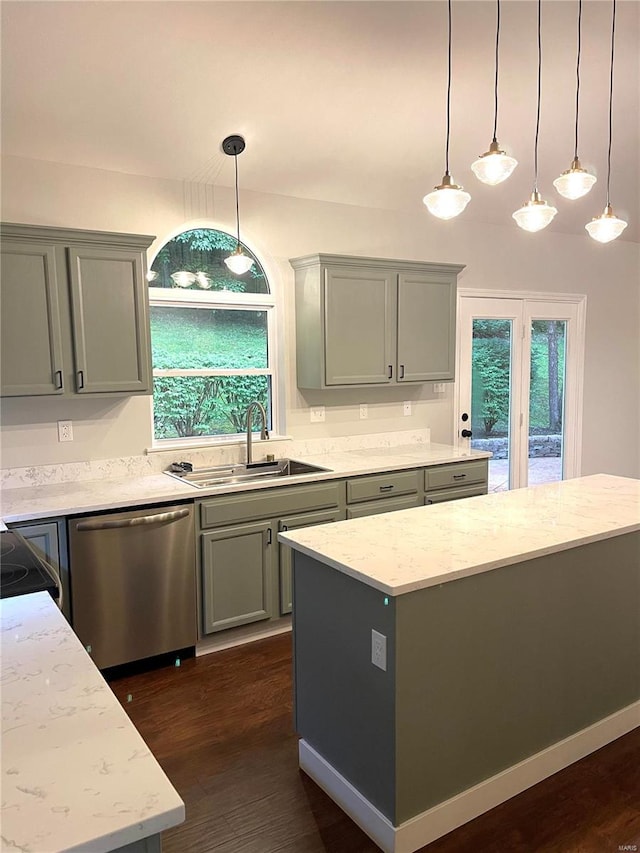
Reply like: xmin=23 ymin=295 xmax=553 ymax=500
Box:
xmin=279 ymin=474 xmax=640 ymax=853
xmin=0 ymin=592 xmax=184 ymax=853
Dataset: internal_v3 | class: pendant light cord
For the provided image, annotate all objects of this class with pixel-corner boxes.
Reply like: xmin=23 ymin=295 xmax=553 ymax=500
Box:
xmin=492 ymin=0 xmax=501 ymax=142
xmin=445 ymin=0 xmax=452 ymax=175
xmin=606 ymin=0 xmax=617 ymax=206
xmin=533 ymin=0 xmax=542 ymax=191
xmin=573 ymin=0 xmax=583 ymax=160
xmin=234 ymin=152 xmax=241 ymax=248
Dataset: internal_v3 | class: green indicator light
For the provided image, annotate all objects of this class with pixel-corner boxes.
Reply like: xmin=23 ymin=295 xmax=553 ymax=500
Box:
xmin=383 ymin=597 xmax=390 ymax=606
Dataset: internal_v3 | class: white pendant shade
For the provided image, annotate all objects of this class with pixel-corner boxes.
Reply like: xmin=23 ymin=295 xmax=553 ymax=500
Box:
xmin=471 ymin=141 xmax=518 ymax=186
xmin=224 ymin=248 xmax=255 ymax=275
xmin=423 ymin=174 xmax=471 ymax=220
xmin=512 ymin=191 xmax=558 ymax=232
xmin=170 ymin=270 xmax=196 ymax=288
xmin=585 ymin=205 xmax=628 ymax=243
xmin=553 ymin=159 xmax=596 ymax=200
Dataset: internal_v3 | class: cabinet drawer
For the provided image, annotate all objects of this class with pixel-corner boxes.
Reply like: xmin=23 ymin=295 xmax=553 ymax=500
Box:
xmin=425 ymin=484 xmax=487 ymax=504
xmin=199 ymin=481 xmax=343 ymax=529
xmin=346 ymin=470 xmax=419 ymax=504
xmin=425 ymin=460 xmax=487 ymax=492
xmin=347 ymin=494 xmax=421 ymax=519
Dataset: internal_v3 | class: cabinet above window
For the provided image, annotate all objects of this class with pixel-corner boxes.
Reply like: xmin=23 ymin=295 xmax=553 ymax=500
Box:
xmin=0 ymin=223 xmax=154 ymax=398
xmin=290 ymin=254 xmax=464 ymax=389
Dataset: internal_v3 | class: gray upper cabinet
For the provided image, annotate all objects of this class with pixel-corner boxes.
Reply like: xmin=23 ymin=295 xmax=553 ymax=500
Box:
xmin=291 ymin=254 xmax=464 ymax=389
xmin=0 ymin=223 xmax=154 ymax=398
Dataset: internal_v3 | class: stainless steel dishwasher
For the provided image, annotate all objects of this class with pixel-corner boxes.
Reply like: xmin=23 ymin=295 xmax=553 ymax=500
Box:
xmin=69 ymin=503 xmax=196 ymax=669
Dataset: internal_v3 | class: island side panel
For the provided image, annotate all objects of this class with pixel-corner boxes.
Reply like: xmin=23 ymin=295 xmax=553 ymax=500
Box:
xmin=292 ymin=552 xmax=397 ymax=822
xmin=394 ymin=532 xmax=640 ymax=824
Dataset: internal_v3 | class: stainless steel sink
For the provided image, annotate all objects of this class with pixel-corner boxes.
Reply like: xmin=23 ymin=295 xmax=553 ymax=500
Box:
xmin=165 ymin=459 xmax=331 ymax=489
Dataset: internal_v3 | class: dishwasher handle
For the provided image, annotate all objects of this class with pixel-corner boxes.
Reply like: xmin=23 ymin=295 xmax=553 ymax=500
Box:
xmin=76 ymin=508 xmax=191 ymax=531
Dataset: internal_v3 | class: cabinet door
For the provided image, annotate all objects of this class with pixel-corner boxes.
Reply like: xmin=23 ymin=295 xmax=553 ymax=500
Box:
xmin=397 ymin=273 xmax=456 ymax=382
xmin=278 ymin=509 xmax=343 ymax=615
xmin=67 ymin=247 xmax=151 ymax=393
xmin=324 ymin=266 xmax=395 ymax=385
xmin=1 ymin=242 xmax=65 ymax=396
xmin=201 ymin=521 xmax=273 ymax=633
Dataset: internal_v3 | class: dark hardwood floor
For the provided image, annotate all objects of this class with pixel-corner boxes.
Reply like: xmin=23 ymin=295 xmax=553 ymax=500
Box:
xmin=109 ymin=634 xmax=640 ymax=853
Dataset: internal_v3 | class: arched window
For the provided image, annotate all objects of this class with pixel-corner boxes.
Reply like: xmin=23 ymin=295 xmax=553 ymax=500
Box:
xmin=148 ymin=227 xmax=277 ymax=443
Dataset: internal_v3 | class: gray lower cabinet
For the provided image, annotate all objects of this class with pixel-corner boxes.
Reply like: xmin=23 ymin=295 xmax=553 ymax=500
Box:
xmin=424 ymin=460 xmax=489 ymax=504
xmin=198 ymin=481 xmax=346 ymax=635
xmin=278 ymin=509 xmax=343 ymax=615
xmin=9 ymin=519 xmax=71 ymax=620
xmin=201 ymin=520 xmax=274 ymax=633
xmin=290 ymin=254 xmax=464 ymax=389
xmin=0 ymin=223 xmax=154 ymax=397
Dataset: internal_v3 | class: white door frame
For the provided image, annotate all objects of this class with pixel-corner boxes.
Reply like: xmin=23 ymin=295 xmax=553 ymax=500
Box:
xmin=456 ymin=289 xmax=587 ymax=488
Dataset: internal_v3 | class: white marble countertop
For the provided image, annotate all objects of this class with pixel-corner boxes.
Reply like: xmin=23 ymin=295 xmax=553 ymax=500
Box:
xmin=279 ymin=474 xmax=640 ymax=595
xmin=0 ymin=592 xmax=185 ymax=853
xmin=0 ymin=443 xmax=489 ymax=524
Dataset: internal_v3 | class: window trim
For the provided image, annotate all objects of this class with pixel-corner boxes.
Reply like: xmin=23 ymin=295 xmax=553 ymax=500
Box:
xmin=147 ymin=270 xmax=280 ymax=448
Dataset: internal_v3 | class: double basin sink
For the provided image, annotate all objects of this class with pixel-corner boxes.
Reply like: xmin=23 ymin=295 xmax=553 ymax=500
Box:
xmin=166 ymin=459 xmax=331 ymax=489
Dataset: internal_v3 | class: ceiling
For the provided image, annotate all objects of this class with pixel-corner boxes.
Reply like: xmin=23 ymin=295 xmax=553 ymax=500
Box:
xmin=1 ymin=1 xmax=638 ymax=242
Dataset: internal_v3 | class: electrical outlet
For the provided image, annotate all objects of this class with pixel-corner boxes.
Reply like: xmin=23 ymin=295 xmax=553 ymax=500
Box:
xmin=433 ymin=383 xmax=446 ymax=393
xmin=58 ymin=420 xmax=73 ymax=442
xmin=371 ymin=629 xmax=387 ymax=671
xmin=310 ymin=406 xmax=325 ymax=423
xmin=403 ymin=401 xmax=412 ymax=416
xmin=360 ymin=403 xmax=368 ymax=420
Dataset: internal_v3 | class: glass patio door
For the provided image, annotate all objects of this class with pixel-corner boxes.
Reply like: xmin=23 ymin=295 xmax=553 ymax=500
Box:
xmin=457 ymin=294 xmax=585 ymax=492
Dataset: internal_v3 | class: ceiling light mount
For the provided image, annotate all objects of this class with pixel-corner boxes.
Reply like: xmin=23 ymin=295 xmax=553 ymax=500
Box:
xmin=222 ymin=134 xmax=246 ymax=158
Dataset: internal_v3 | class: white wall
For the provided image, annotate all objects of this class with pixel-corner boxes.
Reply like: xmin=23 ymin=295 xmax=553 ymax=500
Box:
xmin=2 ymin=154 xmax=639 ymax=477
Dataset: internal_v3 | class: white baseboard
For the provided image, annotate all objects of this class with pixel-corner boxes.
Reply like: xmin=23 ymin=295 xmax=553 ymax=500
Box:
xmin=299 ymin=700 xmax=640 ymax=853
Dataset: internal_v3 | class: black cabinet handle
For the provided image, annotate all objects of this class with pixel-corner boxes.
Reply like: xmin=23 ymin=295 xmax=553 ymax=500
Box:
xmin=266 ymin=528 xmax=272 ymax=545
xmin=54 ymin=370 xmax=63 ymax=390
xmin=461 ymin=429 xmax=472 ymax=438
xmin=399 ymin=364 xmax=405 ymax=379
xmin=379 ymin=484 xmax=394 ymax=492
xmin=388 ymin=365 xmax=393 ymax=379
xmin=453 ymin=473 xmax=467 ymax=480
xmin=77 ymin=370 xmax=85 ymax=389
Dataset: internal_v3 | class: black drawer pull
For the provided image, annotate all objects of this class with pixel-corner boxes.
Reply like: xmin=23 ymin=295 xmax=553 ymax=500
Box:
xmin=453 ymin=473 xmax=467 ymax=480
xmin=266 ymin=528 xmax=272 ymax=545
xmin=399 ymin=364 xmax=405 ymax=379
xmin=379 ymin=484 xmax=394 ymax=492
xmin=388 ymin=365 xmax=393 ymax=379
xmin=54 ymin=370 xmax=63 ymax=390
xmin=77 ymin=369 xmax=85 ymax=389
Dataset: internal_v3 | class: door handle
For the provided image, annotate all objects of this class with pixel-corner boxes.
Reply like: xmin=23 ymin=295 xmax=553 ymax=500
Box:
xmin=461 ymin=429 xmax=472 ymax=438
xmin=399 ymin=364 xmax=405 ymax=379
xmin=77 ymin=369 xmax=85 ymax=389
xmin=54 ymin=370 xmax=63 ymax=390
xmin=76 ymin=508 xmax=191 ymax=531
xmin=388 ymin=365 xmax=393 ymax=379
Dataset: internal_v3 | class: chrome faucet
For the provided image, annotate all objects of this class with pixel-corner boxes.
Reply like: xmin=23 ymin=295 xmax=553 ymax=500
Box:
xmin=245 ymin=401 xmax=269 ymax=465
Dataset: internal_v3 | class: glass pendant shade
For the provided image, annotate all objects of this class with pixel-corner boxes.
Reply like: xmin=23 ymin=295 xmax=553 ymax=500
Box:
xmin=170 ymin=270 xmax=196 ymax=288
xmin=585 ymin=205 xmax=628 ymax=243
xmin=553 ymin=158 xmax=596 ymax=200
xmin=423 ymin=173 xmax=471 ymax=220
xmin=224 ymin=247 xmax=254 ymax=275
xmin=512 ymin=191 xmax=558 ymax=232
xmin=195 ymin=271 xmax=212 ymax=289
xmin=471 ymin=140 xmax=518 ymax=185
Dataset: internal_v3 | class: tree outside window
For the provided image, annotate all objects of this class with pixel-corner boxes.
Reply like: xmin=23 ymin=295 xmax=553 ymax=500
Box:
xmin=148 ymin=228 xmax=275 ymax=442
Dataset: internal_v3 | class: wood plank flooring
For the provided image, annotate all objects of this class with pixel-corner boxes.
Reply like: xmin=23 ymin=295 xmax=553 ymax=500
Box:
xmin=108 ymin=634 xmax=640 ymax=853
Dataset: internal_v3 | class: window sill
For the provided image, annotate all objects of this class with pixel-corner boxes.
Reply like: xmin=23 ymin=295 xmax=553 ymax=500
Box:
xmin=146 ymin=434 xmax=293 ymax=454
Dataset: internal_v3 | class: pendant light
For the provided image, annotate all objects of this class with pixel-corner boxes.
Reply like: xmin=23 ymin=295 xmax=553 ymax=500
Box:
xmin=513 ymin=0 xmax=557 ymax=232
xmin=222 ymin=135 xmax=255 ymax=275
xmin=553 ymin=0 xmax=596 ymax=200
xmin=471 ymin=0 xmax=518 ymax=185
xmin=424 ymin=0 xmax=470 ymax=220
xmin=586 ymin=0 xmax=628 ymax=243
